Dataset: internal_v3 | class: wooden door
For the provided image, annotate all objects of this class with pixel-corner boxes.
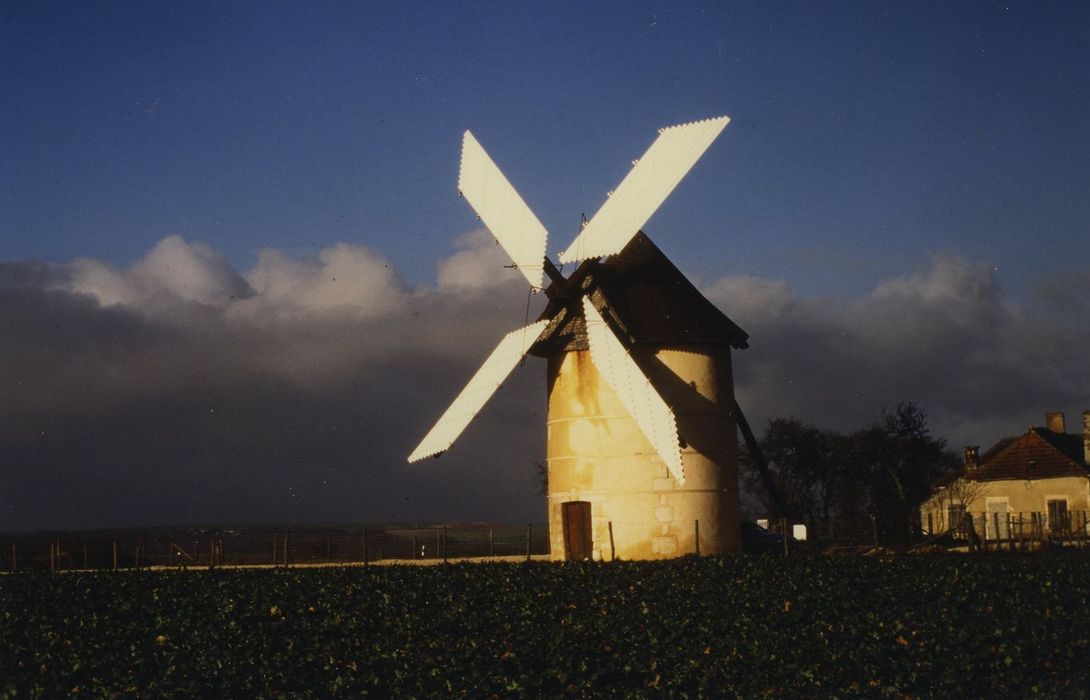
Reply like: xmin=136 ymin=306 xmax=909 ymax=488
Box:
xmin=562 ymin=501 xmax=593 ymax=561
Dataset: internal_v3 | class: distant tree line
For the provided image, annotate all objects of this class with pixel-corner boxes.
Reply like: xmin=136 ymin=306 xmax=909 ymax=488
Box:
xmin=740 ymin=402 xmax=958 ymax=548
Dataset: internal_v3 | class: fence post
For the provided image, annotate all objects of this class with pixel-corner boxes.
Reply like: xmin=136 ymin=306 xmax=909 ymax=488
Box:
xmin=362 ymin=529 xmax=369 ymax=566
xmin=488 ymin=528 xmax=494 ymax=558
xmin=525 ymin=523 xmax=532 ymax=561
xmin=284 ymin=531 xmax=290 ymax=568
xmin=608 ymin=521 xmax=616 ymax=561
xmin=272 ymin=534 xmax=278 ymax=567
xmin=10 ymin=543 xmax=15 ymax=572
xmin=442 ymin=526 xmax=448 ymax=562
xmin=112 ymin=541 xmax=117 ymax=571
xmin=695 ymin=520 xmax=701 ymax=556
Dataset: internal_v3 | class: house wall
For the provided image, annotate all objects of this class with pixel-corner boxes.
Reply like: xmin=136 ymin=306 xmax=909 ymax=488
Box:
xmin=922 ymin=476 xmax=1090 ymax=533
xmin=967 ymin=477 xmax=1090 ymax=515
xmin=545 ymin=346 xmax=740 ymax=560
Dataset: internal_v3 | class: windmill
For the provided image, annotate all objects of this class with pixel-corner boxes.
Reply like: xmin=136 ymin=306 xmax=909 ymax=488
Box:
xmin=408 ymin=116 xmax=756 ymax=560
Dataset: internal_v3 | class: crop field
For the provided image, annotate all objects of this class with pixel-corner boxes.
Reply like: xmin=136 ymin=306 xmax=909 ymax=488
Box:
xmin=3 ymin=553 xmax=1090 ymax=697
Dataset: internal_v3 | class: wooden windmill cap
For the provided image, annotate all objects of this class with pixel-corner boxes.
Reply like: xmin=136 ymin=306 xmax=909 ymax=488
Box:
xmin=529 ymin=232 xmax=749 ymax=357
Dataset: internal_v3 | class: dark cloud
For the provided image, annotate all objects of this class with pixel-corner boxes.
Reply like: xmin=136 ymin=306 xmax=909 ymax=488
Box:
xmin=3 ymin=239 xmax=1087 ymax=532
xmin=1 ymin=235 xmax=545 ymax=532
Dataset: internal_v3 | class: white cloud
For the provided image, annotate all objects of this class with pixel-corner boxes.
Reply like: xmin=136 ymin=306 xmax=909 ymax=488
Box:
xmin=63 ymin=235 xmax=250 ymax=311
xmin=237 ymin=243 xmax=407 ymax=321
xmin=436 ymin=229 xmax=522 ymax=292
xmin=65 ymin=257 xmax=139 ymax=307
xmin=133 ymin=235 xmax=252 ymax=307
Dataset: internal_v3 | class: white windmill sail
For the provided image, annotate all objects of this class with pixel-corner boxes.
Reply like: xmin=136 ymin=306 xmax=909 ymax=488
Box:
xmin=407 ymin=320 xmax=549 ymax=463
xmin=558 ymin=116 xmax=730 ymax=265
xmin=458 ymin=131 xmax=549 ymax=289
xmin=581 ymin=298 xmax=685 ymax=484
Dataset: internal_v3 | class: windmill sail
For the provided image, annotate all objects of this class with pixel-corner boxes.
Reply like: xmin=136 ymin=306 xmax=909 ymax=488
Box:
xmin=558 ymin=116 xmax=729 ymax=265
xmin=458 ymin=131 xmax=549 ymax=289
xmin=407 ymin=320 xmax=549 ymax=463
xmin=581 ymin=298 xmax=685 ymax=484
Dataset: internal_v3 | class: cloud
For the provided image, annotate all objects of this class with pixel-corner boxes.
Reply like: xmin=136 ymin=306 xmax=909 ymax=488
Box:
xmin=65 ymin=235 xmax=252 ymax=311
xmin=436 ymin=229 xmax=523 ymax=292
xmin=1 ymin=235 xmax=543 ymax=532
xmin=707 ymin=253 xmax=1090 ymax=447
xmin=238 ymin=243 xmax=408 ymax=321
xmin=2 ymin=239 xmax=1087 ymax=532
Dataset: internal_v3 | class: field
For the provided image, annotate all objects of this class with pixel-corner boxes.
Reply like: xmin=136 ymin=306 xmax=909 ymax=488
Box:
xmin=3 ymin=553 xmax=1090 ymax=697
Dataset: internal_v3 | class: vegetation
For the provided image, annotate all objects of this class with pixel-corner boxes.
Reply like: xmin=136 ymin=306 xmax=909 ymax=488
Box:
xmin=741 ymin=403 xmax=958 ymax=546
xmin=3 ymin=553 xmax=1089 ymax=697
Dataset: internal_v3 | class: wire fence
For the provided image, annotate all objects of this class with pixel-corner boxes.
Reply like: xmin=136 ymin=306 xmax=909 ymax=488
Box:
xmin=2 ymin=524 xmax=551 ymax=572
xmin=920 ymin=510 xmax=1090 ymax=552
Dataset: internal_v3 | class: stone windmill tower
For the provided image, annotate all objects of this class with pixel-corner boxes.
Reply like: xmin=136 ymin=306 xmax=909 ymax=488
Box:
xmin=408 ymin=117 xmax=749 ymax=560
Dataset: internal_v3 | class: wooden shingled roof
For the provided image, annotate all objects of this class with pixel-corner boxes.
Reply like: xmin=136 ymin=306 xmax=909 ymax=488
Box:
xmin=967 ymin=428 xmax=1089 ymax=482
xmin=528 ymin=232 xmax=749 ymax=357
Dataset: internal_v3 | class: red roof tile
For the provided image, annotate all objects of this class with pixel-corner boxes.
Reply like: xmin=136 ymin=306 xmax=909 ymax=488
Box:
xmin=967 ymin=428 xmax=1088 ymax=482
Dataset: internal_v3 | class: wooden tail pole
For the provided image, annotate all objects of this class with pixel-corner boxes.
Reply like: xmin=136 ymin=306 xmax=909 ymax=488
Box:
xmin=735 ymin=400 xmax=797 ymax=522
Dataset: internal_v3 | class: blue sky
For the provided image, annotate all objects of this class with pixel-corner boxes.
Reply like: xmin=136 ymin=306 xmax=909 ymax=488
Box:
xmin=5 ymin=2 xmax=1086 ymax=296
xmin=2 ymin=2 xmax=1088 ymax=530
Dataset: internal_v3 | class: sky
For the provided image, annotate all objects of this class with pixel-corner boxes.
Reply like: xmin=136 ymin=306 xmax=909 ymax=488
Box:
xmin=2 ymin=2 xmax=1088 ymax=532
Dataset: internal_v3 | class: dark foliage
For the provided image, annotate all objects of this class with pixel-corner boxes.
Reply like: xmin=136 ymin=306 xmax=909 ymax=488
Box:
xmin=740 ymin=403 xmax=957 ymax=545
xmin=3 ymin=555 xmax=1090 ymax=697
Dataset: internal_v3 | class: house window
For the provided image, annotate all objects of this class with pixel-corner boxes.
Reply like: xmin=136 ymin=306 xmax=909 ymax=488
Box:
xmin=947 ymin=504 xmax=966 ymax=533
xmin=985 ymin=497 xmax=1010 ymax=540
xmin=1047 ymin=499 xmax=1069 ymax=534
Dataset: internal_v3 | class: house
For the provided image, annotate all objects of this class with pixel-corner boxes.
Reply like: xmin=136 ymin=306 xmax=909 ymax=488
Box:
xmin=922 ymin=411 xmax=1090 ymax=540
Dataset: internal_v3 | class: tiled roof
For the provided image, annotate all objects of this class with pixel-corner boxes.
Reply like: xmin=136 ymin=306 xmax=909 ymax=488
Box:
xmin=967 ymin=428 xmax=1088 ymax=482
xmin=529 ymin=232 xmax=748 ymax=356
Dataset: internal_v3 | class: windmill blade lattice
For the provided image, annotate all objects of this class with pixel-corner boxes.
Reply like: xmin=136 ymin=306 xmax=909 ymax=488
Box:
xmin=581 ymin=297 xmax=685 ymax=484
xmin=408 ymin=117 xmax=730 ymax=465
xmin=407 ymin=320 xmax=549 ymax=463
xmin=458 ymin=131 xmax=549 ymax=289
xmin=558 ymin=116 xmax=729 ymax=265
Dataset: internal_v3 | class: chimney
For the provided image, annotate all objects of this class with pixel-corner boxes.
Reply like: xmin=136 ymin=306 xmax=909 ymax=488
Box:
xmin=1046 ymin=411 xmax=1066 ymax=434
xmin=963 ymin=446 xmax=979 ymax=470
xmin=1083 ymin=410 xmax=1090 ymax=466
